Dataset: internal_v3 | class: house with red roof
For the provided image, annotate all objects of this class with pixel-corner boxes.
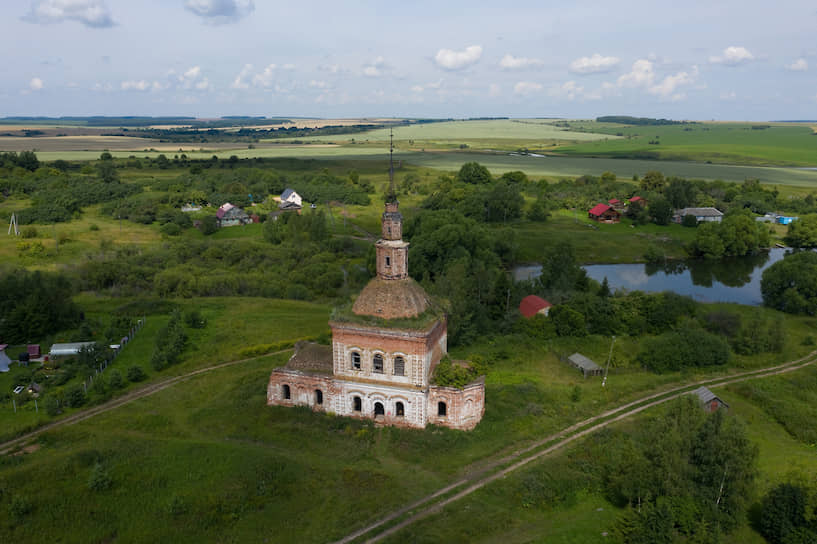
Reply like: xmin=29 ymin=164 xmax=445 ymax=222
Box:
xmin=628 ymin=195 xmax=646 ymax=206
xmin=608 ymin=198 xmax=624 ymax=211
xmin=519 ymin=295 xmax=553 ymax=318
xmin=588 ymin=203 xmax=621 ymax=223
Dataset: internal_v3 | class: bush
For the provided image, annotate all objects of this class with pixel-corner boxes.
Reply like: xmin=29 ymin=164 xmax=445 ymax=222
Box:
xmin=127 ymin=366 xmax=146 ymax=382
xmin=107 ymin=369 xmax=123 ymax=389
xmin=44 ymin=395 xmax=61 ymax=416
xmin=21 ymin=226 xmax=38 ymax=238
xmin=200 ymin=215 xmax=218 ymax=235
xmin=185 ymin=309 xmax=207 ymax=329
xmin=638 ymin=326 xmax=730 ymax=372
xmin=64 ymin=383 xmax=86 ymax=408
xmin=681 ymin=214 xmax=698 ymax=227
xmin=88 ymin=463 xmax=112 ymax=491
xmin=160 ymin=222 xmax=181 ymax=236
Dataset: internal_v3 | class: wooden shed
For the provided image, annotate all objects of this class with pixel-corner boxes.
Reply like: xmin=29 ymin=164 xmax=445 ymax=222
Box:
xmin=567 ymin=353 xmax=604 ymax=378
xmin=693 ymin=386 xmax=728 ymax=413
xmin=588 ymin=203 xmax=621 ymax=223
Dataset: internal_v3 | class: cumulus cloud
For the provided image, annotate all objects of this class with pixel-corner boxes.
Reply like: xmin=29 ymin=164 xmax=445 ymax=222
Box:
xmin=121 ymin=80 xmax=150 ymax=91
xmin=617 ymin=59 xmax=697 ymax=100
xmin=185 ymin=0 xmax=254 ymax=24
xmin=786 ymin=58 xmax=808 ymax=71
xmin=569 ymin=53 xmax=620 ymax=74
xmin=710 ymin=46 xmax=754 ymax=66
xmin=363 ymin=56 xmax=388 ymax=77
xmin=550 ymin=80 xmax=587 ymax=101
xmin=176 ymin=66 xmax=211 ymax=91
xmin=230 ymin=64 xmax=253 ymax=89
xmin=434 ymin=45 xmax=482 ymax=70
xmin=499 ymin=54 xmax=543 ymax=70
xmin=513 ymin=81 xmax=543 ymax=95
xmin=252 ymin=64 xmax=276 ymax=87
xmin=410 ymin=80 xmax=442 ymax=93
xmin=22 ymin=0 xmax=115 ymax=28
xmin=29 ymin=77 xmax=44 ymax=91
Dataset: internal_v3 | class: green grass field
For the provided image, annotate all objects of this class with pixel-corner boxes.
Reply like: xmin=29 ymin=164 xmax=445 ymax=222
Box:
xmin=556 ymin=122 xmax=817 ymax=167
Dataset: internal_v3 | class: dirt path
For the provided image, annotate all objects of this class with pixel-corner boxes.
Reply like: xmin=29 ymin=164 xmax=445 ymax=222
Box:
xmin=0 ymin=351 xmax=291 ymax=455
xmin=336 ymin=351 xmax=817 ymax=544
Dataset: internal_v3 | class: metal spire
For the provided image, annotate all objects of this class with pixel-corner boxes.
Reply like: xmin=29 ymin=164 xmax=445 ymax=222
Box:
xmin=388 ymin=126 xmax=396 ymax=201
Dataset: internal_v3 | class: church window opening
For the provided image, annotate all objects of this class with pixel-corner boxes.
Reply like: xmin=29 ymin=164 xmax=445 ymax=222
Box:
xmin=351 ymin=351 xmax=361 ymax=370
xmin=373 ymin=354 xmax=384 ymax=373
xmin=385 ymin=256 xmax=391 ymax=267
xmin=374 ymin=402 xmax=385 ymax=416
xmin=283 ymin=384 xmax=291 ymax=400
xmin=438 ymin=401 xmax=447 ymax=417
xmin=393 ymin=356 xmax=405 ymax=376
xmin=315 ymin=389 xmax=323 ymax=405
xmin=353 ymin=396 xmax=362 ymax=412
xmin=396 ymin=402 xmax=405 ymax=417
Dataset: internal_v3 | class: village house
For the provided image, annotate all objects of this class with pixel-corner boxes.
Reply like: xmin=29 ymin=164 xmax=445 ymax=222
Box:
xmin=588 ymin=203 xmax=621 ymax=223
xmin=279 ymin=188 xmax=303 ymax=210
xmin=0 ymin=345 xmax=11 ymax=373
xmin=673 ymin=207 xmax=724 ymax=224
xmin=519 ymin=295 xmax=553 ymax=318
xmin=267 ymin=195 xmax=485 ymax=430
xmin=216 ymin=203 xmax=250 ymax=227
xmin=628 ymin=195 xmax=646 ymax=206
xmin=608 ymin=198 xmax=624 ymax=211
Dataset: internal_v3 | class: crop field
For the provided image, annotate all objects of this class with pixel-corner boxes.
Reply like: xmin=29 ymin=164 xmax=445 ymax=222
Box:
xmin=556 ymin=121 xmax=817 ymax=167
xmin=273 ymin=118 xmax=616 ymax=145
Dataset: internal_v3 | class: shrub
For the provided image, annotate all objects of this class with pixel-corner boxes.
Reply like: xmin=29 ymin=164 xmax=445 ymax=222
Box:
xmin=638 ymin=326 xmax=730 ymax=372
xmin=21 ymin=226 xmax=38 ymax=238
xmin=64 ymin=383 xmax=86 ymax=408
xmin=88 ymin=463 xmax=112 ymax=491
xmin=160 ymin=222 xmax=181 ymax=236
xmin=127 ymin=366 xmax=146 ymax=382
xmin=107 ymin=369 xmax=123 ymax=389
xmin=44 ymin=395 xmax=61 ymax=416
xmin=89 ymin=223 xmax=100 ymax=231
xmin=681 ymin=214 xmax=698 ymax=227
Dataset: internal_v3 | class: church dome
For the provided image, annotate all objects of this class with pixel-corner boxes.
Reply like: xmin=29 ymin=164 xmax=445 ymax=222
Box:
xmin=352 ymin=277 xmax=430 ymax=319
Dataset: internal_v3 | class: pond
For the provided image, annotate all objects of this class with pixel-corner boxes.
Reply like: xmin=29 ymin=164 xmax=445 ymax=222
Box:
xmin=513 ymin=248 xmax=791 ymax=306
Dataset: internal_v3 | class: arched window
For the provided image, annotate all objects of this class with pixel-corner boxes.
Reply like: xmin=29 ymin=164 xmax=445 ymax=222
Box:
xmin=315 ymin=389 xmax=323 ymax=405
xmin=393 ymin=356 xmax=405 ymax=376
xmin=353 ymin=396 xmax=362 ymax=412
xmin=396 ymin=402 xmax=405 ymax=417
xmin=374 ymin=402 xmax=385 ymax=416
xmin=437 ymin=401 xmax=447 ymax=417
xmin=282 ymin=384 xmax=291 ymax=400
xmin=351 ymin=351 xmax=361 ymax=370
xmin=373 ymin=353 xmax=384 ymax=373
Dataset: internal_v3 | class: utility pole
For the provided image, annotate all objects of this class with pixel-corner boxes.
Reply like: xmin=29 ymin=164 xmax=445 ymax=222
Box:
xmin=602 ymin=335 xmax=616 ymax=387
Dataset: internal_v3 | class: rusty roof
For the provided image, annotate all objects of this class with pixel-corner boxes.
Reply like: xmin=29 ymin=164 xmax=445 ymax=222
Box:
xmin=352 ymin=277 xmax=431 ymax=319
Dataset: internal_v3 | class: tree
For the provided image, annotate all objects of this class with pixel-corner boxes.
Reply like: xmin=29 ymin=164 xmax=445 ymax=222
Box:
xmin=550 ymin=306 xmax=586 ymax=336
xmin=640 ymin=170 xmax=666 ymax=191
xmin=649 ymin=198 xmax=673 ymax=225
xmin=759 ymin=482 xmax=817 ymax=544
xmin=664 ymin=177 xmax=697 ymax=209
xmin=456 ymin=162 xmax=492 ymax=184
xmin=127 ymin=366 xmax=146 ymax=382
xmin=761 ymin=251 xmax=817 ymax=315
xmin=484 ymin=181 xmax=522 ymax=223
xmin=784 ymin=215 xmax=817 ymax=248
xmin=200 ymin=215 xmax=218 ymax=235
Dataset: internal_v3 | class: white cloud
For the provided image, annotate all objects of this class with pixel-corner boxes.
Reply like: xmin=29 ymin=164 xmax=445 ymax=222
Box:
xmin=710 ymin=46 xmax=754 ymax=66
xmin=184 ymin=0 xmax=254 ymax=24
xmin=230 ymin=64 xmax=253 ymax=89
xmin=617 ymin=59 xmax=698 ymax=100
xmin=174 ymin=66 xmax=211 ymax=91
xmin=499 ymin=54 xmax=543 ymax=70
xmin=409 ymin=80 xmax=442 ymax=93
xmin=786 ymin=58 xmax=808 ymax=71
xmin=489 ymin=83 xmax=501 ymax=97
xmin=434 ymin=45 xmax=482 ymax=70
xmin=569 ymin=53 xmax=620 ymax=74
xmin=29 ymin=77 xmax=44 ymax=91
xmin=363 ymin=56 xmax=388 ymax=77
xmin=22 ymin=0 xmax=115 ymax=28
xmin=550 ymin=80 xmax=585 ymax=100
xmin=121 ymin=80 xmax=150 ymax=91
xmin=252 ymin=64 xmax=276 ymax=87
xmin=513 ymin=81 xmax=543 ymax=95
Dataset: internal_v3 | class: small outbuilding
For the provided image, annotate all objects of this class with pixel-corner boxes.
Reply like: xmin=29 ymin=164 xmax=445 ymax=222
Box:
xmin=628 ymin=196 xmax=645 ymax=206
xmin=519 ymin=295 xmax=553 ymax=318
xmin=777 ymin=215 xmax=798 ymax=225
xmin=588 ymin=203 xmax=621 ymax=223
xmin=567 ymin=353 xmax=604 ymax=378
xmin=693 ymin=386 xmax=728 ymax=413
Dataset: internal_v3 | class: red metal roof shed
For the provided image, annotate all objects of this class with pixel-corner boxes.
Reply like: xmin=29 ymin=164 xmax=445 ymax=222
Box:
xmin=588 ymin=203 xmax=612 ymax=216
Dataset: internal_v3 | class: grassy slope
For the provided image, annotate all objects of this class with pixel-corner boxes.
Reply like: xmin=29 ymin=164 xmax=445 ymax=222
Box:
xmin=2 ymin=308 xmax=816 ymax=541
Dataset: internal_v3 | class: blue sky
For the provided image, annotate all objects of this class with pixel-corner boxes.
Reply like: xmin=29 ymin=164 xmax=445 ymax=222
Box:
xmin=2 ymin=0 xmax=816 ymax=120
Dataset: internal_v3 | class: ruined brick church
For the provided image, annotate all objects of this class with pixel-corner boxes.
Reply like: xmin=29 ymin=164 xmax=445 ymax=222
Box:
xmin=267 ymin=163 xmax=485 ymax=430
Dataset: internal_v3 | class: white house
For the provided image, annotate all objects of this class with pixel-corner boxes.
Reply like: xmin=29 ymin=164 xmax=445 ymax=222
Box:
xmin=0 ymin=345 xmax=11 ymax=373
xmin=280 ymin=188 xmax=303 ymax=210
xmin=674 ymin=207 xmax=724 ymax=223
